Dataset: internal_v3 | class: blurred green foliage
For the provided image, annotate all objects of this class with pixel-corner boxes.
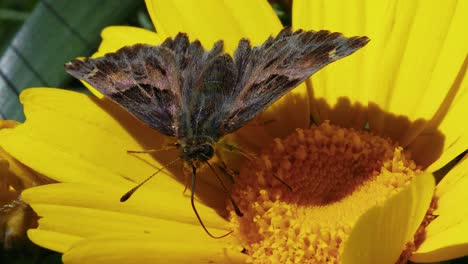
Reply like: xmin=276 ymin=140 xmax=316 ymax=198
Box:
xmin=0 ymin=0 xmax=147 ymax=121
xmin=0 ymin=0 xmax=37 ymax=53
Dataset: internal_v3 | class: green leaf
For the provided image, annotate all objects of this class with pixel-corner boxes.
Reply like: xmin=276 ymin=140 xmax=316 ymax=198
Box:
xmin=0 ymin=0 xmax=145 ymax=121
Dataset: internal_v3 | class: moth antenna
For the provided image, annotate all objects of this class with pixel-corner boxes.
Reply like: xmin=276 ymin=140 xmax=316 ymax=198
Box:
xmin=120 ymin=158 xmax=181 ymax=202
xmin=190 ymin=165 xmax=232 ymax=239
xmin=203 ymin=159 xmax=243 ymax=217
xmin=127 ymin=142 xmax=178 ymax=154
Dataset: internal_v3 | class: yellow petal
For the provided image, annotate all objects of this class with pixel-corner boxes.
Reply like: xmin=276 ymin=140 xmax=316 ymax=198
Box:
xmin=1 ymin=118 xmax=53 ymax=192
xmin=411 ymin=155 xmax=468 ymax=262
xmin=411 ymin=221 xmax=468 ymax=263
xmin=342 ymin=173 xmax=435 ymax=264
xmin=292 ymin=0 xmax=375 ymax=129
xmin=23 ymin=183 xmax=229 ymax=231
xmin=410 ymin=71 xmax=468 ymax=171
xmin=295 ymin=0 xmax=467 ymax=161
xmin=0 ymin=88 xmax=164 ymax=186
xmin=83 ymin=26 xmax=163 ymax=97
xmin=0 ymin=147 xmax=43 ymax=190
xmin=145 ymin=0 xmax=281 ymax=52
xmin=63 ymin=234 xmax=246 ymax=264
xmin=33 ymin=204 xmax=228 ymax=239
xmin=28 ymin=229 xmax=82 ymax=253
xmin=145 ymin=0 xmax=310 ymax=144
xmin=435 ymin=154 xmax=468 ymax=200
xmin=368 ymin=1 xmax=466 ymax=147
xmin=95 ymin=26 xmax=162 ymax=57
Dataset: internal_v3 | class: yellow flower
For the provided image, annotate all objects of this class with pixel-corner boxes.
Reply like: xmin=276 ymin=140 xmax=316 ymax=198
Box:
xmin=0 ymin=120 xmax=52 ymax=250
xmin=0 ymin=0 xmax=467 ymax=263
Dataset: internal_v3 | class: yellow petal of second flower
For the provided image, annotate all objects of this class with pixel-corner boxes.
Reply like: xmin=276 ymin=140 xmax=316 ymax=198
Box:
xmin=411 ymin=155 xmax=468 ymax=262
xmin=342 ymin=172 xmax=435 ymax=264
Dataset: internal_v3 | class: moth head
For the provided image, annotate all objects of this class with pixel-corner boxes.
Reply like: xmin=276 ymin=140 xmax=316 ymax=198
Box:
xmin=179 ymin=137 xmax=215 ymax=163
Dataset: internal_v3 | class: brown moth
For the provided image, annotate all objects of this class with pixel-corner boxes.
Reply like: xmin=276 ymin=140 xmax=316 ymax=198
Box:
xmin=65 ymin=28 xmax=369 ymax=237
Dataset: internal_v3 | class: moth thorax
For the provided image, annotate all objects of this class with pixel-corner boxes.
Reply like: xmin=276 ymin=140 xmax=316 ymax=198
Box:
xmin=179 ymin=136 xmax=215 ymax=163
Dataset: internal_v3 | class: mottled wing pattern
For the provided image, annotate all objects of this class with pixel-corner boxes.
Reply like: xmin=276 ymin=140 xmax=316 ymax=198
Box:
xmin=220 ymin=28 xmax=370 ymax=134
xmin=65 ymin=29 xmax=369 ymax=140
xmin=65 ymin=41 xmax=184 ymax=136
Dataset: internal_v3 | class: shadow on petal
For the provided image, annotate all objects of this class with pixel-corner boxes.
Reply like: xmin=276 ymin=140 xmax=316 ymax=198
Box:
xmin=308 ymin=94 xmax=445 ymax=170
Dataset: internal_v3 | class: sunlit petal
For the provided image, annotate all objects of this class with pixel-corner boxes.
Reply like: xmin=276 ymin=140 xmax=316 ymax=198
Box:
xmin=368 ymin=0 xmax=466 ymax=146
xmin=145 ymin=0 xmax=280 ymax=51
xmin=292 ymin=0 xmax=376 ymax=128
xmin=95 ymin=26 xmax=162 ymax=57
xmin=411 ymin=73 xmax=467 ymax=171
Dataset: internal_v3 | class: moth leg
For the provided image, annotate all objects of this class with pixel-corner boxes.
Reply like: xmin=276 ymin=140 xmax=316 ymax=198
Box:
xmin=182 ymin=170 xmax=191 ymax=197
xmin=213 ymin=146 xmax=240 ymax=183
xmin=250 ymin=118 xmax=276 ymax=127
xmin=219 ymin=142 xmax=258 ymax=162
xmin=127 ymin=143 xmax=177 ymax=154
xmin=214 ymin=161 xmax=237 ymax=184
xmin=220 ymin=141 xmax=293 ymax=191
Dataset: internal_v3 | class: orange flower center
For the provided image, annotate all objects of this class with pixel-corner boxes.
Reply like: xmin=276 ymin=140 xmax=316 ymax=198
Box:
xmin=230 ymin=121 xmax=423 ymax=263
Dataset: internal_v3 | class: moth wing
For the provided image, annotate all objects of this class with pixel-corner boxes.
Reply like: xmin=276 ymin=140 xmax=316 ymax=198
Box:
xmin=220 ymin=28 xmax=369 ymax=134
xmin=65 ymin=41 xmax=184 ymax=136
